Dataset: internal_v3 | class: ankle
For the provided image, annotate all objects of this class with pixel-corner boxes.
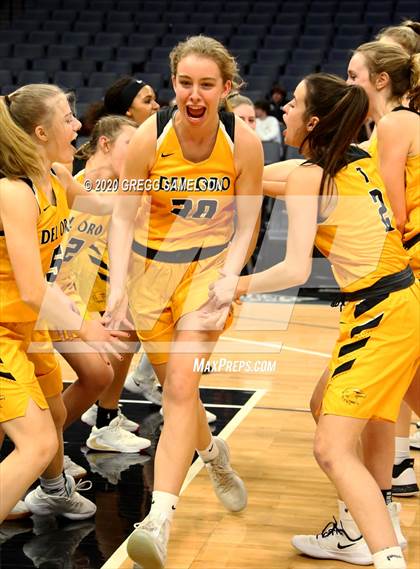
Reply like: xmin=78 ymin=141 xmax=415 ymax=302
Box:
xmin=394 ymin=437 xmax=410 ymax=465
xmin=150 ymin=491 xmax=179 ymax=523
xmin=197 ymin=437 xmax=219 ymax=463
xmin=372 ymin=546 xmax=406 ymax=568
xmin=40 ymin=473 xmax=68 ymax=496
xmin=96 ymin=405 xmax=118 ymax=428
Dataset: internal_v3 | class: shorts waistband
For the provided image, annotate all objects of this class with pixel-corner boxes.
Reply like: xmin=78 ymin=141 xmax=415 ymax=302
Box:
xmin=132 ymin=241 xmax=229 ymax=263
xmin=404 ymin=233 xmax=420 ymax=251
xmin=332 ymin=266 xmax=414 ymax=307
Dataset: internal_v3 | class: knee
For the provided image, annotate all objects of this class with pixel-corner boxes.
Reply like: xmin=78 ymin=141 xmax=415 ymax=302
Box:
xmin=313 ymin=432 xmax=337 ymax=474
xmin=48 ymin=397 xmax=67 ymax=430
xmin=163 ymin=371 xmax=199 ymax=408
xmin=27 ymin=429 xmax=59 ymax=469
xmin=79 ymin=360 xmax=114 ymax=392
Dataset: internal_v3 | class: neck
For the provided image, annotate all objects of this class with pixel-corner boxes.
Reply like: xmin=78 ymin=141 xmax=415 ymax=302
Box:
xmin=86 ymin=152 xmax=116 ymax=179
xmin=174 ymin=111 xmax=219 ymax=143
xmin=371 ymin=93 xmax=401 ymax=124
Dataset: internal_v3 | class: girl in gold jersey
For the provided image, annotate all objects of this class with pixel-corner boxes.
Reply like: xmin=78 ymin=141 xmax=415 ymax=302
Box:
xmin=107 ymin=36 xmax=263 ymax=568
xmin=211 ymin=74 xmax=419 ymax=569
xmin=0 ymin=85 xmax=127 ymax=523
xmin=346 ymin=42 xmax=420 ymax=504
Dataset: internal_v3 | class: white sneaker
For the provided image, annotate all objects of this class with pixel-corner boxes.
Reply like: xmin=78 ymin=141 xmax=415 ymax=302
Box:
xmin=388 ymin=502 xmax=407 ymax=549
xmin=392 ymin=458 xmax=419 ymax=496
xmin=63 ymin=455 xmax=87 ymax=480
xmin=86 ymin=416 xmax=151 ymax=453
xmin=292 ymin=517 xmax=372 ymax=565
xmin=127 ymin=513 xmax=170 ymax=569
xmin=125 ymin=373 xmax=162 ymax=406
xmin=159 ymin=407 xmax=217 ymax=424
xmin=24 ymin=475 xmax=96 ymax=520
xmin=86 ymin=452 xmax=151 ymax=485
xmin=205 ymin=437 xmax=247 ymax=512
xmin=409 ymin=422 xmax=420 ymax=450
xmin=5 ymin=500 xmax=31 ymax=521
xmin=81 ymin=404 xmax=139 ymax=432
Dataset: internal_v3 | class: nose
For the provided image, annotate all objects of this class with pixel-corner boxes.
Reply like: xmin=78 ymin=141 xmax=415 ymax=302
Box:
xmin=346 ymin=76 xmax=354 ymax=85
xmin=74 ymin=117 xmax=82 ymax=131
xmin=153 ymin=100 xmax=160 ymax=110
xmin=189 ymin=84 xmax=201 ymax=102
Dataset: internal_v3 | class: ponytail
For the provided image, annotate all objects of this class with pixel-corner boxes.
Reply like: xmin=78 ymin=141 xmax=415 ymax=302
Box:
xmin=0 ymin=95 xmax=44 ymax=180
xmin=301 ymin=74 xmax=369 ymax=198
xmin=408 ymin=53 xmax=420 ymax=112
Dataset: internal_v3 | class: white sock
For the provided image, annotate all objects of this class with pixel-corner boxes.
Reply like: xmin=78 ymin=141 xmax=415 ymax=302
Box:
xmin=338 ymin=500 xmax=362 ymax=540
xmin=197 ymin=437 xmax=219 ymax=463
xmin=372 ymin=546 xmax=406 ymax=568
xmin=150 ymin=491 xmax=178 ymax=522
xmin=40 ymin=473 xmax=68 ymax=497
xmin=394 ymin=437 xmax=410 ymax=465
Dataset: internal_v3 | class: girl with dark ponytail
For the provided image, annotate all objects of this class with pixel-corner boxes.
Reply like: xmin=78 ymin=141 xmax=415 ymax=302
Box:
xmin=210 ymin=73 xmax=418 ymax=569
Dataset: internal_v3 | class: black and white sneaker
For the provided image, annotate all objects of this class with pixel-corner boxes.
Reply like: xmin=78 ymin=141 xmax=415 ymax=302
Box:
xmin=409 ymin=422 xmax=420 ymax=450
xmin=392 ymin=458 xmax=419 ymax=497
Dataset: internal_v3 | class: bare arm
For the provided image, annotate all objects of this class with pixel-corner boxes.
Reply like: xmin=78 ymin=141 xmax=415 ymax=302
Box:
xmin=53 ymin=162 xmax=117 ymax=215
xmin=107 ymin=116 xmax=157 ymax=317
xmin=221 ymin=119 xmax=264 ymax=276
xmin=376 ymin=114 xmax=410 ymax=234
xmin=209 ymin=165 xmax=321 ymax=306
xmin=263 ymin=159 xmax=303 ymax=198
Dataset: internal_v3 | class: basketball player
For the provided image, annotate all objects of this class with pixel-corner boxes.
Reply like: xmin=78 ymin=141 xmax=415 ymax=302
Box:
xmin=106 ymin=36 xmax=263 ymax=568
xmin=0 ymin=85 xmax=127 ymax=523
xmin=210 ymin=74 xmax=419 ymax=569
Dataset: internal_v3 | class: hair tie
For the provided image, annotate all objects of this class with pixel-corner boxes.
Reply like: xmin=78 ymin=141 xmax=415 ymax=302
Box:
xmin=4 ymin=94 xmax=11 ymax=107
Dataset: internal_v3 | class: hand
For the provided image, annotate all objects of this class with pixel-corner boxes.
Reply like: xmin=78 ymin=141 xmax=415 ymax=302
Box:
xmin=199 ymin=297 xmax=232 ymax=331
xmin=79 ymin=319 xmax=130 ymax=364
xmin=103 ymin=287 xmax=133 ymax=331
xmin=208 ymin=274 xmax=240 ymax=309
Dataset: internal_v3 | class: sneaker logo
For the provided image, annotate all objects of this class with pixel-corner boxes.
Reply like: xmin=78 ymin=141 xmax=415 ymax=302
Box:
xmin=171 ymin=505 xmax=176 ymax=510
xmin=337 ymin=540 xmax=361 ymax=549
xmin=161 ymin=152 xmax=174 ymax=158
xmin=387 ymin=555 xmax=403 ymax=561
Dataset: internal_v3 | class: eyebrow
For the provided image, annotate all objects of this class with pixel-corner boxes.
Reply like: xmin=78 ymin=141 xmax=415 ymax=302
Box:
xmin=178 ymin=74 xmax=216 ymax=81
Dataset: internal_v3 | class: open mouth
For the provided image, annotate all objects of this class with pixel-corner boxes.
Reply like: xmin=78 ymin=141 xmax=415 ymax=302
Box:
xmin=186 ymin=106 xmax=206 ymax=119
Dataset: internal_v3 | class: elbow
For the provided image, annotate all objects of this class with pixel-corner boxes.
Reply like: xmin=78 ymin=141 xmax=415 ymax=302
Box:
xmin=290 ymin=264 xmax=311 ymax=287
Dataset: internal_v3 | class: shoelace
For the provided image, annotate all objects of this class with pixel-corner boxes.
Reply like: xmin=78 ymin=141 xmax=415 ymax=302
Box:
xmin=318 ymin=517 xmax=361 ymax=543
xmin=39 ymin=479 xmax=92 ymax=500
xmin=208 ymin=462 xmax=238 ymax=492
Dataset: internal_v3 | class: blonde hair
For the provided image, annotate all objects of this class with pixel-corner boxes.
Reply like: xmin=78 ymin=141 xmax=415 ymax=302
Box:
xmin=75 ymin=115 xmax=137 ymax=160
xmin=170 ymin=35 xmax=243 ymax=94
xmin=0 ymin=84 xmax=64 ymax=180
xmin=376 ymin=20 xmax=420 ymax=55
xmin=355 ymin=41 xmax=420 ymax=111
xmin=227 ymin=93 xmax=254 ymax=109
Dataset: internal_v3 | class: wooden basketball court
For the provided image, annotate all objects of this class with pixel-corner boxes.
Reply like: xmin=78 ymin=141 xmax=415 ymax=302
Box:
xmin=71 ymin=300 xmax=419 ymax=569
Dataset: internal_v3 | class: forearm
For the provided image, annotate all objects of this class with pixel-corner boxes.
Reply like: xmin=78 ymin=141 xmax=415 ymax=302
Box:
xmin=222 ymin=226 xmax=259 ymax=276
xmin=238 ymin=260 xmax=308 ymax=296
xmin=263 ymin=180 xmax=287 ymax=198
xmin=24 ymin=283 xmax=84 ymax=331
xmin=108 ymin=215 xmax=135 ymax=291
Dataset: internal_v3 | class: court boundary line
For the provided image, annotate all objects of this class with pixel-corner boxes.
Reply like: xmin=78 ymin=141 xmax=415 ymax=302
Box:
xmin=100 ymin=388 xmax=266 ymax=569
xmin=220 ymin=335 xmax=331 ymax=358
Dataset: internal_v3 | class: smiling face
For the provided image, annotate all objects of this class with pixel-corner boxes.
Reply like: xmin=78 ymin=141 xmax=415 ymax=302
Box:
xmin=127 ymin=85 xmax=160 ymax=125
xmin=346 ymin=52 xmax=377 ymax=113
xmin=39 ymin=94 xmax=81 ymax=164
xmin=172 ymin=54 xmax=232 ymax=127
xmin=282 ymin=80 xmax=309 ymax=148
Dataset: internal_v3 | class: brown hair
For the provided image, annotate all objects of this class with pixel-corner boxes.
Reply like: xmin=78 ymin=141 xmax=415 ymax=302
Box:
xmin=0 ymin=84 xmax=64 ymax=180
xmin=75 ymin=115 xmax=137 ymax=161
xmin=376 ymin=20 xmax=420 ymax=55
xmin=169 ymin=35 xmax=243 ymax=110
xmin=355 ymin=41 xmax=420 ymax=112
xmin=300 ymin=73 xmax=369 ymax=197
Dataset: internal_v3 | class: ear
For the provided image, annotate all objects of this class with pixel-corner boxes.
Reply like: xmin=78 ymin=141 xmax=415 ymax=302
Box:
xmin=171 ymin=74 xmax=177 ymax=91
xmin=375 ymin=71 xmax=390 ymax=91
xmin=125 ymin=108 xmax=132 ymax=118
xmin=306 ymin=116 xmax=320 ymax=131
xmin=221 ymin=79 xmax=232 ymax=101
xmin=98 ymin=135 xmax=110 ymax=153
xmin=34 ymin=124 xmax=48 ymax=143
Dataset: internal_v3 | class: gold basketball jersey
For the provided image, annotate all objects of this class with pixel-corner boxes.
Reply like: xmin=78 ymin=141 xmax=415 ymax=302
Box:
xmin=314 ymin=147 xmax=410 ymax=292
xmin=133 ymin=108 xmax=236 ymax=253
xmin=0 ymin=173 xmax=69 ymax=321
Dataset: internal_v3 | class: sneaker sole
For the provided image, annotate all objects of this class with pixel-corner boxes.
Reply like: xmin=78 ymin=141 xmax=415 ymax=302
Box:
xmin=392 ymin=483 xmax=419 ymax=497
xmin=409 ymin=443 xmax=420 ymax=450
xmin=86 ymin=438 xmax=151 ymax=453
xmin=127 ymin=530 xmax=164 ymax=569
xmin=291 ymin=539 xmax=372 ymax=565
